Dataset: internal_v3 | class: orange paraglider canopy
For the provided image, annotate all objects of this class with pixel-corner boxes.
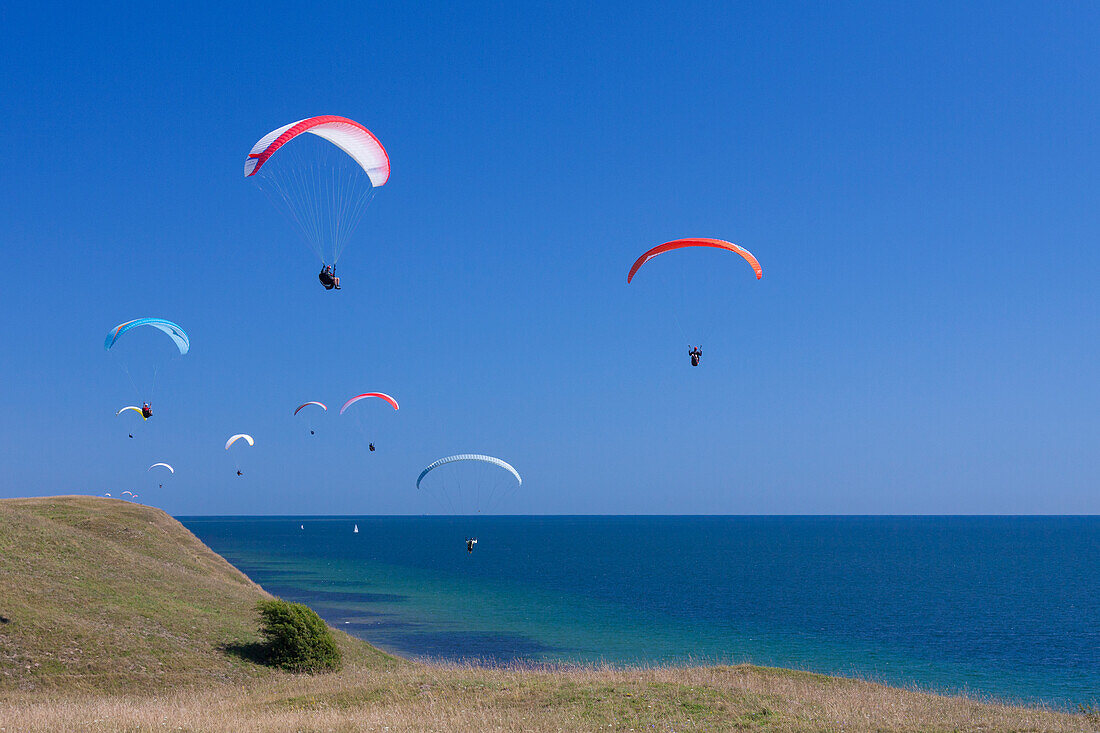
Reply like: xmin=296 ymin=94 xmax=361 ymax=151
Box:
xmin=627 ymin=238 xmax=762 ymax=283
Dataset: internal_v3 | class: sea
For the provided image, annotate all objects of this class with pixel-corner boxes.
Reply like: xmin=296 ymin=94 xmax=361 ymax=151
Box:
xmin=180 ymin=516 xmax=1100 ymax=708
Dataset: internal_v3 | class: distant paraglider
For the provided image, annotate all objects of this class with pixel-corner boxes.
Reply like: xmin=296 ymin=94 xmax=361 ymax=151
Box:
xmin=148 ymin=462 xmax=174 ymax=489
xmin=117 ymin=405 xmax=149 ymax=441
xmin=226 ymin=434 xmax=254 ymax=477
xmin=341 ymin=393 xmax=399 ymax=450
xmin=245 ymin=116 xmax=389 ymax=289
xmin=294 ymin=402 xmax=327 ymax=436
xmin=627 ymin=239 xmax=761 ymax=364
xmin=416 ymin=454 xmax=522 ymax=548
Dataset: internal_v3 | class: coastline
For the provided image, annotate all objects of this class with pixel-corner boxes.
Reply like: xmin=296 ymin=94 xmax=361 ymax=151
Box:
xmin=0 ymin=496 xmax=1092 ymax=732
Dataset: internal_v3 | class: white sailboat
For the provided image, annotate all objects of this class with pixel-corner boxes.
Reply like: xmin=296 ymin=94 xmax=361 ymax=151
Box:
xmin=353 ymin=524 xmax=359 ymax=534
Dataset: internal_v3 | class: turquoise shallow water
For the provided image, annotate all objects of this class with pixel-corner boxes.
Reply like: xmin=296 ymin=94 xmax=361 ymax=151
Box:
xmin=181 ymin=516 xmax=1100 ymax=707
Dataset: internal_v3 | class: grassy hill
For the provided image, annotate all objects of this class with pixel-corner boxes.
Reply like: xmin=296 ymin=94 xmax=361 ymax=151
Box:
xmin=0 ymin=497 xmax=1091 ymax=732
xmin=0 ymin=496 xmax=390 ymax=693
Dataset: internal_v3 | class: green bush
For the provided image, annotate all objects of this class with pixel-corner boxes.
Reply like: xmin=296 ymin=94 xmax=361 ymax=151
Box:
xmin=256 ymin=599 xmax=342 ymax=673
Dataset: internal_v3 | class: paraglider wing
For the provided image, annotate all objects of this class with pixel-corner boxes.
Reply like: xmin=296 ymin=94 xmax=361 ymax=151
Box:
xmin=294 ymin=401 xmax=328 ymax=416
xmin=148 ymin=463 xmax=174 ymax=474
xmin=225 ymin=434 xmax=255 ymax=450
xmin=116 ymin=406 xmax=147 ymax=420
xmin=105 ymin=318 xmax=190 ymax=355
xmin=416 ymin=454 xmax=522 ymax=491
xmin=626 ymin=239 xmax=763 ymax=284
xmin=340 ymin=393 xmax=400 ymax=415
xmin=244 ymin=116 xmax=390 ymax=187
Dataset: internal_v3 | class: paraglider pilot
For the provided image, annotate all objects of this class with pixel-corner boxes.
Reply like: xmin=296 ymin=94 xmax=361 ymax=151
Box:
xmin=318 ymin=264 xmax=341 ymax=290
xmin=688 ymin=345 xmax=702 ymax=367
xmin=141 ymin=402 xmax=153 ymax=419
xmin=236 ymin=470 xmax=243 ymax=477
xmin=369 ymin=443 xmax=375 ymax=452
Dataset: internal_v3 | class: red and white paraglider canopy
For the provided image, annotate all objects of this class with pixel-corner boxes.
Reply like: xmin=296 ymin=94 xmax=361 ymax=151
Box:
xmin=244 ymin=115 xmax=390 ymax=188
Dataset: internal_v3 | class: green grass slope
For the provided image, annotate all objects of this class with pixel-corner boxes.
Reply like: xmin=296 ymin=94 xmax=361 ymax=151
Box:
xmin=0 ymin=496 xmax=389 ymax=693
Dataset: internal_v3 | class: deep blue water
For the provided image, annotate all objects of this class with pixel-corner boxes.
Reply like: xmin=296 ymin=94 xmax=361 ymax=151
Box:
xmin=181 ymin=516 xmax=1100 ymax=707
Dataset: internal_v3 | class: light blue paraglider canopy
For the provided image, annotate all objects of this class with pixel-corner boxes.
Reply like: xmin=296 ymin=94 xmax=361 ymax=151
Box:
xmin=416 ymin=454 xmax=522 ymax=491
xmin=105 ymin=318 xmax=190 ymax=355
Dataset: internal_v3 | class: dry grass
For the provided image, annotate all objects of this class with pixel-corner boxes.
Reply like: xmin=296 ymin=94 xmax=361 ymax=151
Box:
xmin=1 ymin=660 xmax=1092 ymax=732
xmin=0 ymin=497 xmax=1094 ymax=732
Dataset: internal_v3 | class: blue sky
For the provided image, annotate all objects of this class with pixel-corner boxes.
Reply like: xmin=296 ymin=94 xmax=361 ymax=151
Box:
xmin=1 ymin=1 xmax=1097 ymax=515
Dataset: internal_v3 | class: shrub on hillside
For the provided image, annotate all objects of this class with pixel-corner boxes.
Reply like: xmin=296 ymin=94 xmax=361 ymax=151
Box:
xmin=256 ymin=599 xmax=342 ymax=673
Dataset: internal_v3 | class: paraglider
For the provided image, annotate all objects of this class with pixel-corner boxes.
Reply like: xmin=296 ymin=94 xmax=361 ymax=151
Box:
xmin=417 ymin=454 xmax=522 ymax=547
xmin=341 ymin=393 xmax=399 ymax=449
xmin=226 ymin=434 xmax=254 ymax=477
xmin=245 ymin=116 xmax=389 ymax=288
xmin=149 ymin=462 xmax=173 ymax=489
xmin=294 ymin=402 xmax=327 ymax=436
xmin=117 ymin=405 xmax=149 ymax=439
xmin=105 ymin=318 xmax=189 ymax=412
xmin=627 ymin=239 xmax=761 ymax=364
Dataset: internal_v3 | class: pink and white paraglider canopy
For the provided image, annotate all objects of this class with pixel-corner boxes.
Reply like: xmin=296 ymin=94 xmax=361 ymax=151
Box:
xmin=244 ymin=115 xmax=390 ymax=188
